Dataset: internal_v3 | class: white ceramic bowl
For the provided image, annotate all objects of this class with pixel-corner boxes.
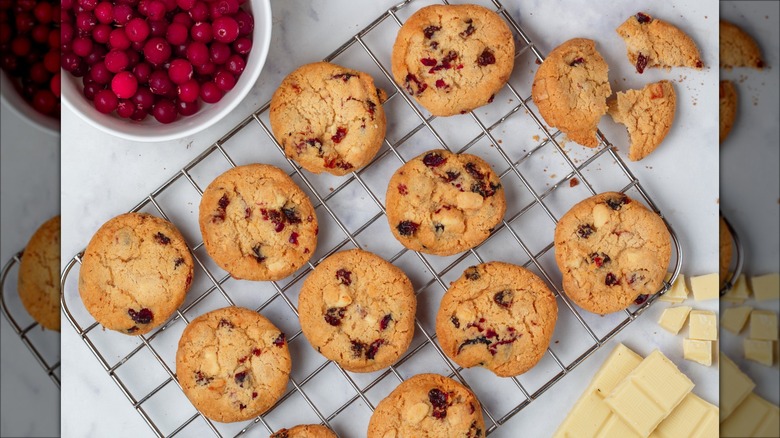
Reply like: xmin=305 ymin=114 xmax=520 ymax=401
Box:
xmin=0 ymin=69 xmax=60 ymax=137
xmin=61 ymin=0 xmax=272 ymax=143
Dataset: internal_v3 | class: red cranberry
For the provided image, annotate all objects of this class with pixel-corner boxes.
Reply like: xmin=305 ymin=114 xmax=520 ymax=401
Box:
xmin=212 ymin=16 xmax=238 ymax=43
xmin=214 ymin=69 xmax=235 ymax=91
xmin=133 ymin=62 xmax=153 ymax=83
xmin=109 ymin=28 xmax=131 ymax=50
xmin=112 ymin=4 xmax=133 ymax=25
xmin=125 ymin=17 xmax=150 ymax=42
xmin=167 ymin=58 xmax=192 ymax=84
xmin=176 ymin=0 xmax=195 ymax=10
xmin=209 ymin=41 xmax=230 ymax=64
xmin=112 ymin=71 xmax=138 ymax=98
xmin=132 ymin=86 xmax=155 ymax=109
xmin=31 ymin=24 xmax=49 ymax=44
xmin=105 ymin=49 xmax=130 ymax=72
xmin=191 ymin=21 xmax=212 ymax=42
xmin=188 ymin=2 xmax=208 ymax=21
xmin=225 ymin=54 xmax=244 ymax=74
xmin=50 ymin=73 xmax=61 ymax=97
xmin=152 ymin=98 xmax=177 ymax=123
xmin=92 ymin=23 xmax=112 ymax=43
xmin=232 ymin=37 xmax=251 ymax=55
xmin=149 ymin=69 xmax=174 ymax=95
xmin=89 ymin=61 xmax=112 ymax=84
xmin=130 ymin=107 xmax=149 ymax=121
xmin=165 ymin=22 xmax=188 ymax=45
xmin=48 ymin=28 xmax=60 ymax=48
xmin=10 ymin=37 xmax=31 ymax=57
xmin=199 ymin=81 xmax=223 ymax=103
xmin=33 ymin=2 xmax=52 ymax=23
xmin=116 ymin=99 xmax=135 ymax=118
xmin=195 ymin=61 xmax=215 ymax=75
xmin=79 ymin=0 xmax=99 ymax=12
xmin=234 ymin=9 xmax=252 ymax=35
xmin=30 ymin=63 xmax=51 ymax=84
xmin=177 ymin=78 xmax=200 ymax=102
xmin=82 ymin=82 xmax=103 ymax=100
xmin=94 ymin=2 xmax=113 ymax=23
xmin=185 ymin=41 xmax=209 ymax=65
xmin=176 ymin=98 xmax=199 ymax=115
xmin=72 ymin=37 xmax=94 ymax=57
xmin=143 ymin=37 xmax=171 ymax=64
xmin=94 ymin=89 xmax=119 ymax=113
xmin=76 ymin=11 xmax=97 ymax=32
xmin=172 ymin=11 xmax=193 ymax=26
xmin=31 ymin=90 xmax=57 ymax=115
xmin=212 ymin=0 xmax=238 ymax=17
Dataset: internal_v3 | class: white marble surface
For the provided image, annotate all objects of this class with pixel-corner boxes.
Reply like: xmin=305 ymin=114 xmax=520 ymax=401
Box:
xmin=719 ymin=1 xmax=780 ymax=407
xmin=0 ymin=100 xmax=60 ymax=435
xmin=61 ymin=1 xmax=721 ymax=437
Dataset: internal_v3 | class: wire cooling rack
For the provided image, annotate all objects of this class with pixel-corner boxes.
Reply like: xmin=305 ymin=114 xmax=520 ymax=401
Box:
xmin=61 ymin=0 xmax=683 ymax=436
xmin=1 ymin=251 xmax=61 ymax=387
xmin=719 ymin=212 xmax=744 ymax=295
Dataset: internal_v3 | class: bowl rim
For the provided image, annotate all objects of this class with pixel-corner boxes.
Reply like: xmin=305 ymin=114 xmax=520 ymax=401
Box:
xmin=0 ymin=69 xmax=61 ymax=138
xmin=60 ymin=0 xmax=272 ymax=143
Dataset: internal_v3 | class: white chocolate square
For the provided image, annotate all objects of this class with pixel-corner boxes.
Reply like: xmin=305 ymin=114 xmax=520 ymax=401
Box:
xmin=719 ymin=353 xmax=755 ymax=421
xmin=749 ymin=310 xmax=778 ymax=341
xmin=690 ymin=273 xmax=719 ymax=301
xmin=722 ymin=274 xmax=750 ymax=303
xmin=751 ymin=273 xmax=780 ymax=301
xmin=683 ymin=339 xmax=713 ymax=366
xmin=689 ymin=310 xmax=718 ymax=341
xmin=721 ymin=306 xmax=752 ymax=335
xmin=659 ymin=273 xmax=689 ymax=303
xmin=657 ymin=306 xmax=691 ymax=334
xmin=744 ymin=339 xmax=774 ymax=366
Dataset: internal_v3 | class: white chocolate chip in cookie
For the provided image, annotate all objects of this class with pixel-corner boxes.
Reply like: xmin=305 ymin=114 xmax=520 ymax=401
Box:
xmin=456 ymin=191 xmax=484 ymax=210
xmin=405 ymin=402 xmax=430 ymax=424
xmin=382 ymin=429 xmax=397 ymax=438
xmin=593 ymin=203 xmax=611 ymax=228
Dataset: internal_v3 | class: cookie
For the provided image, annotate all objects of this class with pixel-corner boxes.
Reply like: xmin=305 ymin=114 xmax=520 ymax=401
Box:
xmin=391 ymin=4 xmax=515 ymax=116
xmin=199 ymin=164 xmax=318 ymax=281
xmin=607 ymin=80 xmax=676 ymax=161
xmin=79 ymin=213 xmax=193 ymax=335
xmin=270 ymin=425 xmax=337 ymax=438
xmin=553 ymin=192 xmax=672 ymax=314
xmin=719 ymin=80 xmax=738 ymax=144
xmin=298 ymin=249 xmax=416 ymax=373
xmin=385 ymin=149 xmax=505 ymax=256
xmin=720 ymin=215 xmax=733 ymax=286
xmin=531 ymin=38 xmax=611 ymax=148
xmin=435 ymin=262 xmax=557 ymax=377
xmin=269 ymin=62 xmax=387 ymax=176
xmin=367 ymin=373 xmax=485 ymax=438
xmin=18 ymin=215 xmax=60 ymax=331
xmin=616 ymin=12 xmax=704 ymax=73
xmin=720 ymin=20 xmax=765 ymax=69
xmin=176 ymin=306 xmax=291 ymax=423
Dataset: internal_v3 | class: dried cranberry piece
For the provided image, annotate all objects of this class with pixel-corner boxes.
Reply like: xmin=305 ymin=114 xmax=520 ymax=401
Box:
xmin=288 ymin=232 xmax=299 ymax=245
xmin=485 ymin=328 xmax=498 ymax=339
xmin=154 ymin=232 xmax=171 ymax=244
xmin=442 ymin=51 xmax=458 ymax=64
xmin=128 ymin=308 xmax=153 ymax=324
xmin=238 ymin=356 xmax=248 ymax=364
xmin=477 ymin=49 xmax=495 ymax=66
xmin=430 ymin=41 xmax=439 ymax=49
xmin=252 ymin=244 xmax=265 ymax=263
xmin=271 ymin=430 xmax=289 ymax=438
xmin=245 ymin=207 xmax=252 ymax=219
xmin=350 ymin=340 xmax=365 ymax=357
xmin=273 ymin=333 xmax=286 ymax=347
xmin=635 ymin=12 xmax=652 ymax=23
xmin=487 ymin=94 xmax=495 ymax=103
xmin=493 ymin=290 xmax=514 ymax=308
xmin=468 ymin=420 xmax=482 ymax=438
xmin=335 ymin=268 xmax=352 ymax=286
xmin=252 ymin=392 xmax=258 ymax=399
xmin=282 ymin=207 xmax=301 ymax=224
xmin=464 ymin=162 xmax=485 ymax=180
xmin=252 ymin=348 xmax=262 ymax=356
xmin=442 ymin=171 xmax=460 ymax=182
xmin=332 ymin=73 xmax=354 ymax=82
xmin=634 ymin=294 xmax=649 ymax=305
xmin=331 ymin=127 xmax=347 ymax=143
xmin=420 ymin=57 xmax=437 ymax=67
xmin=423 ymin=25 xmax=441 ymax=39
xmin=380 ymin=314 xmax=393 ymax=330
xmin=219 ymin=318 xmax=234 ymax=329
xmin=234 ymin=371 xmax=248 ymax=386
xmin=428 ymin=388 xmax=449 ymax=418
xmin=488 ymin=333 xmax=520 ymax=355
xmin=404 ymin=73 xmax=427 ymax=96
xmin=589 ymin=252 xmax=611 ymax=268
xmin=569 ymin=57 xmax=585 ymax=66
xmin=366 ymin=339 xmax=384 ymax=359
xmin=218 ymin=194 xmax=230 ymax=209
xmin=471 ymin=181 xmax=500 ymax=198
xmin=174 ymin=257 xmax=185 ymax=268
xmin=464 ymin=267 xmax=480 ymax=280
xmin=396 ymin=221 xmax=420 ymax=236
xmin=451 ymin=316 xmax=461 ymax=328
xmin=397 ymin=184 xmax=408 ymax=195
xmin=195 ymin=371 xmax=212 ymax=386
xmin=127 ymin=326 xmax=138 ymax=334
xmin=423 ymin=152 xmax=447 ymax=168
xmin=635 ymin=52 xmax=648 ymax=74
xmin=577 ymin=224 xmax=595 ymax=238
xmin=756 ymin=60 xmax=764 ymax=69
xmin=324 ymin=307 xmax=346 ymax=326
xmin=605 ymin=273 xmax=619 ymax=286
xmin=460 ymin=19 xmax=475 ymax=38
xmin=435 ymin=79 xmax=448 ymax=88
xmin=239 ymin=403 xmax=246 ymax=410
xmin=366 ymin=100 xmax=376 ymax=116
xmin=457 ymin=336 xmax=491 ymax=353
xmin=433 ymin=222 xmax=445 ymax=234
xmin=606 ymin=195 xmax=630 ymax=210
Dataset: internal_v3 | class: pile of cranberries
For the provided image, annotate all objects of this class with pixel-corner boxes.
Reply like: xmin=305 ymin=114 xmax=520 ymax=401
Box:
xmin=60 ymin=0 xmax=254 ymax=123
xmin=0 ymin=0 xmax=61 ymax=118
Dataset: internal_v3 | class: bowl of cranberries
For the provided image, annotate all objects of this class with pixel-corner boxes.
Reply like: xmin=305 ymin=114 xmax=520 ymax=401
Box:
xmin=0 ymin=0 xmax=61 ymax=136
xmin=59 ymin=0 xmax=271 ymax=142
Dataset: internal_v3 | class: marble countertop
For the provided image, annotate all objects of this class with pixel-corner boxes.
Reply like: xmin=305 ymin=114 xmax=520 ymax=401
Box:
xmin=60 ymin=1 xmax=724 ymax=437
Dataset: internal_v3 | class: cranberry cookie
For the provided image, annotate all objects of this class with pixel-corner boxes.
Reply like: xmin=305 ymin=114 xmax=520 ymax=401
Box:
xmin=18 ymin=215 xmax=60 ymax=331
xmin=720 ymin=20 xmax=765 ymax=69
xmin=368 ymin=373 xmax=485 ymax=438
xmin=385 ymin=149 xmax=505 ymax=256
xmin=436 ymin=262 xmax=557 ymax=377
xmin=270 ymin=62 xmax=387 ymax=176
xmin=554 ymin=192 xmax=672 ymax=314
xmin=719 ymin=80 xmax=738 ymax=144
xmin=298 ymin=249 xmax=416 ymax=373
xmin=616 ymin=12 xmax=703 ymax=73
xmin=199 ymin=164 xmax=317 ymax=281
xmin=531 ymin=38 xmax=611 ymax=148
xmin=79 ymin=213 xmax=193 ymax=335
xmin=608 ymin=80 xmax=676 ymax=161
xmin=391 ymin=4 xmax=515 ymax=116
xmin=270 ymin=424 xmax=337 ymax=438
xmin=177 ymin=306 xmax=291 ymax=423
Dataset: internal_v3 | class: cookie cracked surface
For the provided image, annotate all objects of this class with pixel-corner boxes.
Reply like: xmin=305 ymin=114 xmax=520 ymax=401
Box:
xmin=298 ymin=249 xmax=416 ymax=373
xmin=199 ymin=164 xmax=318 ymax=281
xmin=367 ymin=373 xmax=485 ymax=438
xmin=616 ymin=12 xmax=704 ymax=73
xmin=385 ymin=149 xmax=505 ymax=256
xmin=177 ymin=306 xmax=291 ymax=423
xmin=531 ymin=38 xmax=611 ymax=148
xmin=554 ymin=192 xmax=671 ymax=314
xmin=391 ymin=4 xmax=515 ymax=116
xmin=18 ymin=215 xmax=61 ymax=331
xmin=608 ymin=80 xmax=676 ymax=161
xmin=270 ymin=62 xmax=387 ymax=176
xmin=436 ymin=262 xmax=558 ymax=377
xmin=79 ymin=212 xmax=194 ymax=335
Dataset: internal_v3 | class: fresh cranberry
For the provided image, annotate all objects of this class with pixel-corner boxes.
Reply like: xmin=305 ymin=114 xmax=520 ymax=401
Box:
xmin=177 ymin=78 xmax=200 ymax=102
xmin=31 ymin=90 xmax=57 ymax=115
xmin=89 ymin=61 xmax=112 ymax=84
xmin=94 ymin=2 xmax=113 ymax=23
xmin=195 ymin=61 xmax=215 ymax=75
xmin=188 ymin=2 xmax=208 ymax=21
xmin=82 ymin=82 xmax=103 ymax=100
xmin=92 ymin=23 xmax=112 ymax=43
xmin=10 ymin=37 xmax=31 ymax=57
xmin=212 ymin=15 xmax=238 ymax=43
xmin=132 ymin=86 xmax=155 ymax=109
xmin=152 ymin=98 xmax=177 ymax=123
xmin=214 ymin=69 xmax=235 ymax=91
xmin=176 ymin=0 xmax=195 ymax=10
xmin=143 ymin=37 xmax=171 ymax=64
xmin=232 ymin=37 xmax=251 ymax=55
xmin=133 ymin=62 xmax=153 ymax=84
xmin=209 ymin=41 xmax=230 ymax=64
xmin=33 ymin=2 xmax=52 ymax=23
xmin=167 ymin=58 xmax=192 ymax=84
xmin=109 ymin=28 xmax=131 ymax=50
xmin=191 ymin=21 xmax=212 ymax=42
xmin=165 ymin=21 xmax=188 ymax=45
xmin=234 ymin=9 xmax=252 ymax=35
xmin=112 ymin=71 xmax=138 ymax=98
xmin=124 ymin=17 xmax=150 ymax=42
xmin=104 ymin=49 xmax=130 ymax=72
xmin=50 ymin=73 xmax=61 ymax=97
xmin=94 ymin=89 xmax=119 ymax=113
xmin=116 ymin=99 xmax=135 ymax=118
xmin=225 ymin=54 xmax=244 ymax=74
xmin=185 ymin=41 xmax=209 ymax=65
xmin=172 ymin=11 xmax=193 ymax=26
xmin=200 ymin=81 xmax=223 ymax=103
xmin=149 ymin=69 xmax=174 ymax=95
xmin=30 ymin=63 xmax=51 ymax=84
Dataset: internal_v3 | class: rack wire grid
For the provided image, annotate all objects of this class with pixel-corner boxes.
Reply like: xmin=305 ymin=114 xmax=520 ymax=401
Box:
xmin=61 ymin=0 xmax=683 ymax=436
xmin=1 ymin=251 xmax=62 ymax=388
xmin=719 ymin=212 xmax=744 ymax=296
